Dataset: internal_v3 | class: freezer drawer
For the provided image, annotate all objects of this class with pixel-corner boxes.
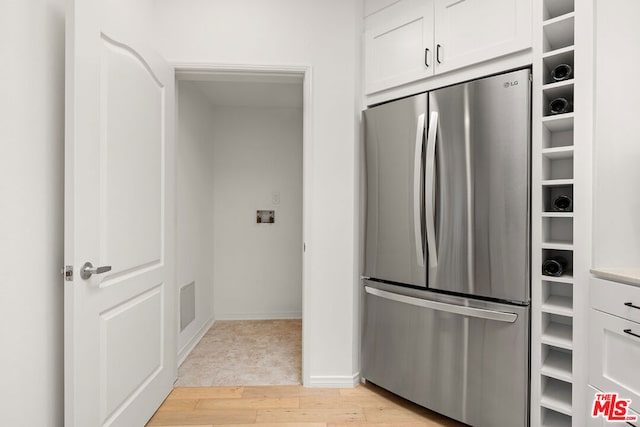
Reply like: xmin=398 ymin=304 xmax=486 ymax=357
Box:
xmin=362 ymin=284 xmax=529 ymax=427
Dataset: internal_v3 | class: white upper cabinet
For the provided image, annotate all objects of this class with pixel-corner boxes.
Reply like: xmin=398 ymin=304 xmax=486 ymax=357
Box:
xmin=364 ymin=0 xmax=532 ymax=94
xmin=364 ymin=0 xmax=435 ymax=94
xmin=434 ymin=0 xmax=532 ymax=74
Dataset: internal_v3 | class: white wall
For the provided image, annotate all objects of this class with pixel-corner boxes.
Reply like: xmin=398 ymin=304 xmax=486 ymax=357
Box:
xmin=0 ymin=0 xmax=66 ymax=424
xmin=154 ymin=0 xmax=363 ymax=385
xmin=176 ymin=81 xmax=216 ymax=359
xmin=211 ymin=106 xmax=303 ymax=319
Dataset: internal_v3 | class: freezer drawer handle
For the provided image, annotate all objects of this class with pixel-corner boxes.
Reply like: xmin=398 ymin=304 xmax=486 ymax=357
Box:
xmin=624 ymin=302 xmax=640 ymax=310
xmin=365 ymin=286 xmax=518 ymax=323
xmin=624 ymin=329 xmax=640 ymax=339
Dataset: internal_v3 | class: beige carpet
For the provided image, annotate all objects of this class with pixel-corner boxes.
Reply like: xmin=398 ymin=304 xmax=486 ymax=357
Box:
xmin=176 ymin=319 xmax=302 ymax=387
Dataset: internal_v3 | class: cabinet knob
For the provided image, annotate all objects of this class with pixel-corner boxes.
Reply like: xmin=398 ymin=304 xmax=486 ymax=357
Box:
xmin=424 ymin=48 xmax=430 ymax=68
xmin=436 ymin=44 xmax=442 ymax=64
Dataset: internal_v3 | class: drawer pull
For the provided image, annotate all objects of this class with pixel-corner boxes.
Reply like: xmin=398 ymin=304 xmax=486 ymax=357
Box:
xmin=624 ymin=302 xmax=640 ymax=310
xmin=623 ymin=329 xmax=640 ymax=339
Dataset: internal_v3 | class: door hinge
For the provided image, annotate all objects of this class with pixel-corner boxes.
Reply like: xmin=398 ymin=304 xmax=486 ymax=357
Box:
xmin=61 ymin=265 xmax=73 ymax=281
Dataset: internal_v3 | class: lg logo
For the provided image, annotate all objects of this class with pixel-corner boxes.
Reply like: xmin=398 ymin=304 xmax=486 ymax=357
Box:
xmin=504 ymin=81 xmax=519 ymax=88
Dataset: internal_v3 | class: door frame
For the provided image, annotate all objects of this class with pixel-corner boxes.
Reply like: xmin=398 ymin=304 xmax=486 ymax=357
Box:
xmin=173 ymin=62 xmax=313 ymax=385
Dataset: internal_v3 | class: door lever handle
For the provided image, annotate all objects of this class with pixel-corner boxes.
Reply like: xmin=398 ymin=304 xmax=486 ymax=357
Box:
xmin=80 ymin=262 xmax=112 ymax=280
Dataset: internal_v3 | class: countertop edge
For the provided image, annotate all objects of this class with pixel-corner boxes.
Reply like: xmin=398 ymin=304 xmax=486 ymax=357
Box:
xmin=590 ymin=268 xmax=640 ymax=287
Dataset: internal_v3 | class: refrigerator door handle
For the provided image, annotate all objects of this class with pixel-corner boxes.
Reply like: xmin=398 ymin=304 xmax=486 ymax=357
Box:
xmin=365 ymin=286 xmax=518 ymax=323
xmin=413 ymin=113 xmax=426 ymax=267
xmin=425 ymin=111 xmax=439 ymax=268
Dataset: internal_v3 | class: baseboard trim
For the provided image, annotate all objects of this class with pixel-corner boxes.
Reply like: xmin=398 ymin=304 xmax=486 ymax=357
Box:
xmin=215 ymin=312 xmax=302 ymax=320
xmin=178 ymin=316 xmax=215 ymax=366
xmin=308 ymin=372 xmax=360 ymax=388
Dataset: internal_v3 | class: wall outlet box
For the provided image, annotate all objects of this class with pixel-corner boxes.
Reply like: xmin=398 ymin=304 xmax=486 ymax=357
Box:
xmin=257 ymin=210 xmax=275 ymax=223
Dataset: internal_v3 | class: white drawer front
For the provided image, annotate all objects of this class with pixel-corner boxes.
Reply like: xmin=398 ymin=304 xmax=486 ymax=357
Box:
xmin=591 ymin=277 xmax=640 ymax=324
xmin=589 ymin=309 xmax=640 ymax=413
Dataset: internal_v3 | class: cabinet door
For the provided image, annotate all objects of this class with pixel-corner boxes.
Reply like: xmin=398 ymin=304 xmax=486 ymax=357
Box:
xmin=434 ymin=0 xmax=532 ymax=74
xmin=589 ymin=309 xmax=640 ymax=414
xmin=364 ymin=0 xmax=435 ymax=94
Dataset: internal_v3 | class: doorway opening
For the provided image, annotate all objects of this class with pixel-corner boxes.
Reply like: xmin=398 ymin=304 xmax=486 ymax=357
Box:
xmin=173 ymin=65 xmax=310 ymax=386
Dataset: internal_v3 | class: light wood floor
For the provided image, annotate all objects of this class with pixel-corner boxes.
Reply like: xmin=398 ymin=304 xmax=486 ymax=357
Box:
xmin=146 ymin=383 xmax=466 ymax=426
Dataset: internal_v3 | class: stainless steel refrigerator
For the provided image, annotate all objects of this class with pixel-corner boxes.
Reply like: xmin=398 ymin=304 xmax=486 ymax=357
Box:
xmin=362 ymin=68 xmax=531 ymax=427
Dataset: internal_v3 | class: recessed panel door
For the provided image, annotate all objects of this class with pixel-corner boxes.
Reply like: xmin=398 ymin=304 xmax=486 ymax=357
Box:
xmin=64 ymin=0 xmax=176 ymax=425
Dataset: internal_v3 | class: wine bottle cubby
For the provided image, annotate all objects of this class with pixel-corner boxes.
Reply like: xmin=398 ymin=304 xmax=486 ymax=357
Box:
xmin=543 ymin=13 xmax=574 ymax=53
xmin=543 ymin=49 xmax=575 ymax=85
xmin=543 ymin=0 xmax=575 ymax=21
xmin=542 ymin=281 xmax=574 ymax=319
xmin=543 ymin=217 xmax=573 ymax=247
xmin=541 ymin=376 xmax=573 ymax=416
xmin=543 ymin=155 xmax=573 ymax=181
xmin=543 ymin=128 xmax=573 ymax=152
xmin=542 ymin=249 xmax=573 ymax=276
xmin=543 ymin=185 xmax=573 ymax=213
xmin=543 ymin=83 xmax=574 ymax=117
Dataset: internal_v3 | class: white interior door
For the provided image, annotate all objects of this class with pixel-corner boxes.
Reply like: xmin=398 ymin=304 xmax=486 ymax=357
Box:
xmin=64 ymin=0 xmax=176 ymax=426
